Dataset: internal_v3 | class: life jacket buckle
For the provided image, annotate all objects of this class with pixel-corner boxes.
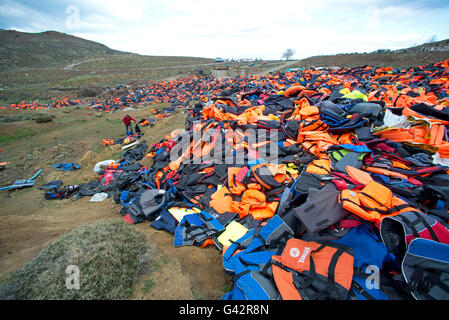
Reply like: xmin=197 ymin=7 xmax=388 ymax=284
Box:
xmin=334 ymin=226 xmax=343 ymax=233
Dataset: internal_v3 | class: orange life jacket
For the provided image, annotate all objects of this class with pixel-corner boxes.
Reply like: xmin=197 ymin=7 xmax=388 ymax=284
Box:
xmin=230 ymin=189 xmax=278 ymax=220
xmin=306 ymin=159 xmax=332 ymax=175
xmin=209 ymin=186 xmax=234 ymax=214
xmin=271 ymin=238 xmax=354 ymax=300
xmin=102 ymin=139 xmax=114 ymax=146
xmin=228 ymin=167 xmax=247 ymax=195
xmin=338 ymin=180 xmax=420 ymax=223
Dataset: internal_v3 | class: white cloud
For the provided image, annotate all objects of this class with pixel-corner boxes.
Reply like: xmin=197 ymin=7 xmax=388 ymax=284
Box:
xmin=0 ymin=3 xmax=27 ymax=18
xmin=2 ymin=0 xmax=449 ymax=59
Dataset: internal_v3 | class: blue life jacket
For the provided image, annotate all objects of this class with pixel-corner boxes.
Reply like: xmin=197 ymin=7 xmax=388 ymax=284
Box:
xmin=401 ymin=238 xmax=449 ymax=300
xmin=333 ymin=224 xmax=393 ymax=300
xmin=151 ymin=208 xmax=178 ymax=234
xmin=173 ymin=211 xmax=227 ymax=247
xmin=222 ymin=214 xmax=294 ymax=300
xmin=52 ymin=163 xmax=81 ymax=171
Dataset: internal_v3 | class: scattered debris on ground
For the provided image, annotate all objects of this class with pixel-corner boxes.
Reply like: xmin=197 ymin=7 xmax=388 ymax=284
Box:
xmin=2 ymin=59 xmax=449 ymax=301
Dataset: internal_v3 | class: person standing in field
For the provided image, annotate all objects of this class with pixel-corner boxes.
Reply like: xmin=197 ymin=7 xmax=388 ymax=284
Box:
xmin=123 ymin=114 xmax=137 ymax=135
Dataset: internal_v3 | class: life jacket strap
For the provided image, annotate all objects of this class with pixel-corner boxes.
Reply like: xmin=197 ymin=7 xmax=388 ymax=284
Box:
xmin=395 ymin=211 xmax=440 ymax=242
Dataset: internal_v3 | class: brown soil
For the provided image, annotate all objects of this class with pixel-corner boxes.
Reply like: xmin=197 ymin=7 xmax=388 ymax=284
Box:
xmin=0 ymin=104 xmax=231 ymax=300
xmin=294 ymin=51 xmax=449 ymax=69
xmin=3 ymin=51 xmax=448 ymax=300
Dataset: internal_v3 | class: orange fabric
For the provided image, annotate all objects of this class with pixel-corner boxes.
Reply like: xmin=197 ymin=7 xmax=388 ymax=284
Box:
xmin=272 ymin=266 xmax=303 ymax=300
xmin=339 ymin=181 xmax=420 ymax=223
xmin=271 ymin=238 xmax=354 ymax=300
xmin=284 ymin=85 xmax=304 ymax=98
xmin=228 ymin=167 xmax=247 ymax=195
xmin=346 ymin=166 xmax=373 ymax=185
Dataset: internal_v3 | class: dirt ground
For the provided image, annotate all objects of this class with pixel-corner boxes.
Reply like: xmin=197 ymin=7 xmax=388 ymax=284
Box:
xmin=3 ymin=52 xmax=447 ymax=300
xmin=0 ymin=61 xmax=303 ymax=300
xmin=0 ymin=104 xmax=232 ymax=300
xmin=293 ymin=51 xmax=449 ymax=69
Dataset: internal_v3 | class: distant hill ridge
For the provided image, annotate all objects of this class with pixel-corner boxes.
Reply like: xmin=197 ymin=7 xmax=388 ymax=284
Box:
xmin=395 ymin=38 xmax=449 ymax=53
xmin=292 ymin=37 xmax=449 ymax=69
xmin=1 ymin=29 xmax=448 ymax=71
xmin=0 ymin=29 xmax=129 ymax=71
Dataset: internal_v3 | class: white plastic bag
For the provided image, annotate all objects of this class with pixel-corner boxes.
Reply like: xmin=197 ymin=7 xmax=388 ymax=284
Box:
xmin=433 ymin=152 xmax=449 ymax=166
xmin=376 ymin=109 xmax=411 ymax=130
xmin=93 ymin=160 xmax=117 ymax=173
xmin=90 ymin=193 xmax=109 ymax=202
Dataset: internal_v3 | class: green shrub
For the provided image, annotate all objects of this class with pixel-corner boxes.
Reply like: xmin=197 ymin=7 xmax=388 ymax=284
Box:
xmin=0 ymin=219 xmax=153 ymax=300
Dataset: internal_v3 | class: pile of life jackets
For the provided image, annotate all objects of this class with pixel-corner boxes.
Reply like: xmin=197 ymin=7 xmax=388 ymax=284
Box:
xmin=44 ymin=59 xmax=449 ymax=300
xmin=4 ymin=98 xmax=81 ymax=110
xmin=87 ymin=73 xmax=308 ymax=112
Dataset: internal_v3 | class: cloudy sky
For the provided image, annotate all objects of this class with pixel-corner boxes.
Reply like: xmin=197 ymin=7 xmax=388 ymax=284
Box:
xmin=1 ymin=0 xmax=448 ymax=60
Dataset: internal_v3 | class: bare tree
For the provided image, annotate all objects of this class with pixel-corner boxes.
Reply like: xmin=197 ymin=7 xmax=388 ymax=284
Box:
xmin=282 ymin=48 xmax=295 ymax=60
xmin=425 ymin=35 xmax=438 ymax=43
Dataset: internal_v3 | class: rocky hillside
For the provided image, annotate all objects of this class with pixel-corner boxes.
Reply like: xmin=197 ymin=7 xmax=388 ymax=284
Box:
xmin=395 ymin=38 xmax=449 ymax=53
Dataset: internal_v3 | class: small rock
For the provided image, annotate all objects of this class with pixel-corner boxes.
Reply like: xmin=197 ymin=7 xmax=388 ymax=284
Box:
xmin=35 ymin=115 xmax=53 ymax=123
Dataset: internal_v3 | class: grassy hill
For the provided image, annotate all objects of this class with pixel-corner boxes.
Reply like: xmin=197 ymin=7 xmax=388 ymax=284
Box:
xmin=0 ymin=29 xmax=128 ymax=71
xmin=2 ymin=29 xmax=447 ymax=105
xmin=291 ymin=38 xmax=449 ymax=69
xmin=0 ymin=30 xmax=283 ymax=105
xmin=0 ymin=30 xmax=221 ymax=104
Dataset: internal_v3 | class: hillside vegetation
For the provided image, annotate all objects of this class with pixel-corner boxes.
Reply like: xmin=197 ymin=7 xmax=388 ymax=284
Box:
xmin=292 ymin=38 xmax=449 ymax=69
xmin=0 ymin=29 xmax=127 ymax=71
xmin=0 ymin=30 xmax=220 ymax=104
